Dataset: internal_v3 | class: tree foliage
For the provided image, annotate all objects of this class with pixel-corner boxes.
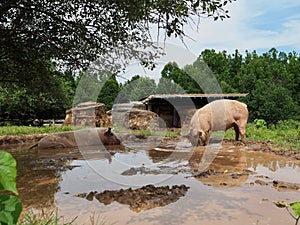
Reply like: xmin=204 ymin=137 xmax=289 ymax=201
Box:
xmin=0 ymin=68 xmax=75 ymax=124
xmin=117 ymin=75 xmax=156 ymax=102
xmin=0 ymin=0 xmax=235 ymax=82
xmin=156 ymin=77 xmax=186 ymax=94
xmin=74 ymin=70 xmax=120 ymax=110
xmin=199 ymin=48 xmax=300 ymax=124
xmin=98 ymin=74 xmax=120 ymax=110
xmin=160 ymin=62 xmax=201 ymax=93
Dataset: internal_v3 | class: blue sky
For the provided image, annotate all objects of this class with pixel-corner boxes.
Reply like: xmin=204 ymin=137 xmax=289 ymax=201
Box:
xmin=171 ymin=0 xmax=300 ymax=55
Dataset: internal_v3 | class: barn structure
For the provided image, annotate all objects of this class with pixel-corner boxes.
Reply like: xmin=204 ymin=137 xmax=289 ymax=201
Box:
xmin=141 ymin=94 xmax=248 ymax=128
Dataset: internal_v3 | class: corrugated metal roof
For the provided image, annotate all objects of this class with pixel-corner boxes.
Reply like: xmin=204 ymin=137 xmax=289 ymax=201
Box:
xmin=142 ymin=93 xmax=248 ymax=104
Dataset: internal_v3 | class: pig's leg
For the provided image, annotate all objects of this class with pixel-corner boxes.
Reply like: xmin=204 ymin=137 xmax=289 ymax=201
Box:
xmin=204 ymin=131 xmax=211 ymax=146
xmin=233 ymin=124 xmax=240 ymax=141
xmin=239 ymin=125 xmax=246 ymax=140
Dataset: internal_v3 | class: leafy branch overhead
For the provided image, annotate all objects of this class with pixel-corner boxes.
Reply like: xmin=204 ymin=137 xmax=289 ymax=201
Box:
xmin=0 ymin=0 xmax=235 ymax=80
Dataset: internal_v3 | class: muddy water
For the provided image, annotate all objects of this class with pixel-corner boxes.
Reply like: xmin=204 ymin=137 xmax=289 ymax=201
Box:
xmin=6 ymin=143 xmax=300 ymax=225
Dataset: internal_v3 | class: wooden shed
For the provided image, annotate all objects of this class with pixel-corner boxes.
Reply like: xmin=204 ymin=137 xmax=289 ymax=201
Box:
xmin=142 ymin=94 xmax=248 ymax=128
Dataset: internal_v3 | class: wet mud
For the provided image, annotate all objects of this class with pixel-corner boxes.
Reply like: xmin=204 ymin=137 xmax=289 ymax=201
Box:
xmin=0 ymin=134 xmax=46 ymax=149
xmin=3 ymin=135 xmax=300 ymax=225
xmin=252 ymin=179 xmax=300 ymax=191
xmin=223 ymin=139 xmax=300 ymax=160
xmin=75 ymin=184 xmax=189 ymax=213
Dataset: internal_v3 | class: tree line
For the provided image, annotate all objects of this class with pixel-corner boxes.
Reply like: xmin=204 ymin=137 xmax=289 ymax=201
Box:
xmin=106 ymin=47 xmax=299 ymax=124
xmin=200 ymin=48 xmax=299 ymax=123
xmin=0 ymin=48 xmax=299 ymax=125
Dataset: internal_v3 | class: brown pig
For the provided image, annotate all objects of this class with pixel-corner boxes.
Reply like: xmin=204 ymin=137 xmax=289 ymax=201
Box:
xmin=30 ymin=128 xmax=121 ymax=149
xmin=188 ymin=99 xmax=248 ymax=146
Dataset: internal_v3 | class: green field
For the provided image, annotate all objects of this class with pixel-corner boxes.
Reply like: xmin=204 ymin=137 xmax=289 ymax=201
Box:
xmin=0 ymin=120 xmax=299 ymax=151
xmin=0 ymin=125 xmax=74 ymax=136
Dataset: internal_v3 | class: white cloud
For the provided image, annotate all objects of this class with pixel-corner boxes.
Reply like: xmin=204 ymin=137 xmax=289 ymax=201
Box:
xmin=162 ymin=0 xmax=300 ymax=55
xmin=117 ymin=43 xmax=198 ymax=83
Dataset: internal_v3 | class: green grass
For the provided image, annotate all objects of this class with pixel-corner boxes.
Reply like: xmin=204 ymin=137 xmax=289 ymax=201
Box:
xmin=131 ymin=129 xmax=180 ymax=138
xmin=224 ymin=121 xmax=300 ymax=151
xmin=0 ymin=126 xmax=74 ymax=136
xmin=18 ymin=209 xmax=76 ymax=225
xmin=18 ymin=208 xmax=108 ymax=225
xmin=112 ymin=124 xmax=180 ymax=138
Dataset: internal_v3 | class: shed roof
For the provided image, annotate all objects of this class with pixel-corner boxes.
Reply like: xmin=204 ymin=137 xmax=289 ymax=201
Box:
xmin=142 ymin=93 xmax=248 ymax=104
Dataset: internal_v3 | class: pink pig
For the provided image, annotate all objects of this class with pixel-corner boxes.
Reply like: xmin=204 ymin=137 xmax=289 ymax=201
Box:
xmin=188 ymin=99 xmax=248 ymax=146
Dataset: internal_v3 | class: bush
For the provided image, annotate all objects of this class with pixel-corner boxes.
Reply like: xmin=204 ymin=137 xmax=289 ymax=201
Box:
xmin=275 ymin=120 xmax=300 ymax=130
xmin=0 ymin=152 xmax=22 ymax=225
xmin=254 ymin=119 xmax=267 ymax=129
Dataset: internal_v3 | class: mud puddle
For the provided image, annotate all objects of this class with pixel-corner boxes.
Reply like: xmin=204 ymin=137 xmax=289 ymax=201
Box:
xmin=6 ymin=142 xmax=300 ymax=225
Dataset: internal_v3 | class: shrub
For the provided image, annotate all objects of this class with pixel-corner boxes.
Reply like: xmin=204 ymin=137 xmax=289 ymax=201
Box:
xmin=275 ymin=120 xmax=300 ymax=130
xmin=0 ymin=152 xmax=22 ymax=225
xmin=254 ymin=119 xmax=267 ymax=129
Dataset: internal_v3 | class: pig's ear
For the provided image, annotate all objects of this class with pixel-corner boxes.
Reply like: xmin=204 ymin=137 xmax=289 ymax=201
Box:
xmin=104 ymin=127 xmax=112 ymax=136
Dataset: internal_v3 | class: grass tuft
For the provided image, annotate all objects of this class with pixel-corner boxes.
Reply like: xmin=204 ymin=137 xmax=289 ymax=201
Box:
xmin=18 ymin=208 xmax=77 ymax=225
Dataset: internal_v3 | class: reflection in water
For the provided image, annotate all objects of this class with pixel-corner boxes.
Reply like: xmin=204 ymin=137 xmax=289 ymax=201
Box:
xmin=246 ymin=151 xmax=294 ymax=172
xmin=76 ymin=184 xmax=189 ymax=213
xmin=188 ymin=146 xmax=249 ymax=188
xmin=11 ymin=150 xmax=65 ymax=210
xmin=5 ymin=143 xmax=300 ymax=225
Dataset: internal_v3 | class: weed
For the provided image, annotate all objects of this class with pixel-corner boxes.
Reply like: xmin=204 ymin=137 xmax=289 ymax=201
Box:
xmin=274 ymin=201 xmax=300 ymax=225
xmin=254 ymin=119 xmax=267 ymax=129
xmin=18 ymin=208 xmax=77 ymax=225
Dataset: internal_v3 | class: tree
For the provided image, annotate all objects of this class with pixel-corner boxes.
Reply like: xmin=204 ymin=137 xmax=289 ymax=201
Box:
xmin=183 ymin=57 xmax=221 ymax=93
xmin=249 ymin=80 xmax=297 ymax=123
xmin=200 ymin=49 xmax=229 ymax=75
xmin=98 ymin=74 xmax=120 ymax=110
xmin=199 ymin=49 xmax=242 ymax=92
xmin=117 ymin=75 xmax=142 ymax=103
xmin=1 ymin=1 xmax=236 ymax=123
xmin=126 ymin=76 xmax=157 ymax=101
xmin=183 ymin=48 xmax=299 ymax=124
xmin=156 ymin=77 xmax=186 ymax=94
xmin=161 ymin=62 xmax=201 ymax=93
xmin=1 ymin=0 xmax=236 ymax=82
xmin=286 ymin=51 xmax=300 ymax=107
xmin=74 ymin=69 xmax=120 ymax=110
xmin=234 ymin=49 xmax=299 ymax=123
xmin=0 ymin=68 xmax=75 ymax=123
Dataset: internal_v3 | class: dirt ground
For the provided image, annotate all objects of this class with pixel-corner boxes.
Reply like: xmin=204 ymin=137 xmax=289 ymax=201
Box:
xmin=0 ymin=134 xmax=47 ymax=146
xmin=222 ymin=139 xmax=300 ymax=160
xmin=1 ymin=133 xmax=299 ymax=161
